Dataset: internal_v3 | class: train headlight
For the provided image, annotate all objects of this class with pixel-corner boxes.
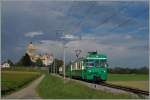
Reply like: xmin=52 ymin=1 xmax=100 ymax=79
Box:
xmin=88 ymin=70 xmax=91 ymax=73
xmin=101 ymin=70 xmax=105 ymax=73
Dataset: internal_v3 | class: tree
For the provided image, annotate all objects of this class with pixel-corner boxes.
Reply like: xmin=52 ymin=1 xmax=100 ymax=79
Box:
xmin=138 ymin=66 xmax=149 ymax=74
xmin=54 ymin=59 xmax=63 ymax=73
xmin=36 ymin=58 xmax=43 ymax=67
xmin=49 ymin=58 xmax=63 ymax=73
xmin=19 ymin=53 xmax=32 ymax=66
xmin=7 ymin=59 xmax=14 ymax=66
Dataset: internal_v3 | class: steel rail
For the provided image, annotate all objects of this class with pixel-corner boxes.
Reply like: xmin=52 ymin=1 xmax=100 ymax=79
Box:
xmin=98 ymin=82 xmax=149 ymax=96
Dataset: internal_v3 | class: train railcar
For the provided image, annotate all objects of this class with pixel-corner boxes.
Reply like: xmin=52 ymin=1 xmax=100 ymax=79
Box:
xmin=66 ymin=51 xmax=109 ymax=82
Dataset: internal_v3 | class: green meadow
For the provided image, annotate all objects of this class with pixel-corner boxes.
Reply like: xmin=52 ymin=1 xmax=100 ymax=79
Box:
xmin=37 ymin=73 xmax=140 ymax=99
xmin=1 ymin=67 xmax=41 ymax=96
xmin=108 ymin=74 xmax=149 ymax=81
xmin=107 ymin=73 xmax=149 ymax=91
xmin=1 ymin=67 xmax=148 ymax=98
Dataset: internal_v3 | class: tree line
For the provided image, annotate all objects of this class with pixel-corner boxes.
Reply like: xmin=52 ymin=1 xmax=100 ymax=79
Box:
xmin=3 ymin=53 xmax=149 ymax=74
xmin=108 ymin=66 xmax=149 ymax=74
xmin=4 ymin=53 xmax=63 ymax=73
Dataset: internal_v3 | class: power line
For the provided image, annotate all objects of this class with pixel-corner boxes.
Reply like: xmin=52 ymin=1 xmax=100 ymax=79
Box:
xmin=95 ymin=7 xmax=127 ymax=28
xmin=67 ymin=2 xmax=96 ymax=34
xmin=75 ymin=3 xmax=131 ymax=33
xmin=71 ymin=3 xmax=129 ymax=35
xmin=109 ymin=8 xmax=147 ymax=32
xmin=77 ymin=2 xmax=96 ymax=28
xmin=66 ymin=2 xmax=147 ymax=35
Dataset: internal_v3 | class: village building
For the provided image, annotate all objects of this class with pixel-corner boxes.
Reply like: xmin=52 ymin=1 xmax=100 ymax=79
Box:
xmin=1 ymin=62 xmax=10 ymax=68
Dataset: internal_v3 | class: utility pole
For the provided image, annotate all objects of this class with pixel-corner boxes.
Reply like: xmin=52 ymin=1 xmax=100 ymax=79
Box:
xmin=63 ymin=44 xmax=66 ymax=81
xmin=57 ymin=30 xmax=78 ymax=82
xmin=53 ymin=54 xmax=55 ymax=73
xmin=51 ymin=63 xmax=53 ymax=73
xmin=55 ymin=30 xmax=63 ymax=74
xmin=56 ymin=30 xmax=66 ymax=82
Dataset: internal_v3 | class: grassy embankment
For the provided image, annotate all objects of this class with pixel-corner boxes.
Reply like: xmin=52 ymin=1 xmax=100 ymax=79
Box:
xmin=1 ymin=67 xmax=41 ymax=96
xmin=107 ymin=74 xmax=149 ymax=91
xmin=37 ymin=73 xmax=140 ymax=99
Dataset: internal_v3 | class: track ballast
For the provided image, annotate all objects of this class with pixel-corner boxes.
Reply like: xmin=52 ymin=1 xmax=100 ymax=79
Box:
xmin=98 ymin=82 xmax=149 ymax=96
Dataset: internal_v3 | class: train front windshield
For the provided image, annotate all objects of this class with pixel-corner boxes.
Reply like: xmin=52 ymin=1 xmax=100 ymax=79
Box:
xmin=86 ymin=59 xmax=107 ymax=68
xmin=99 ymin=59 xmax=107 ymax=68
xmin=86 ymin=60 xmax=95 ymax=67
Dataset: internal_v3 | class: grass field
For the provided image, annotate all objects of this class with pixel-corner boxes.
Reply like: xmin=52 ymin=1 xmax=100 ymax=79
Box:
xmin=1 ymin=67 xmax=41 ymax=96
xmin=108 ymin=74 xmax=149 ymax=81
xmin=1 ymin=67 xmax=41 ymax=72
xmin=37 ymin=73 xmax=139 ymax=99
xmin=107 ymin=73 xmax=149 ymax=91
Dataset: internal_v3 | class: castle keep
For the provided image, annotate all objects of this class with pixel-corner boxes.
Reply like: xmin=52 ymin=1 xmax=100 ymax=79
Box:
xmin=26 ymin=42 xmax=54 ymax=66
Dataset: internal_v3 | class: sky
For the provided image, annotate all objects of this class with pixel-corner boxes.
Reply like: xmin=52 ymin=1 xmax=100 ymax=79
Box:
xmin=1 ymin=1 xmax=149 ymax=68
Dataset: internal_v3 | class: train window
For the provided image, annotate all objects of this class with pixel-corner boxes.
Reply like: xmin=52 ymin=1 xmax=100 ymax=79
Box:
xmin=78 ymin=62 xmax=80 ymax=69
xmin=95 ymin=60 xmax=100 ymax=67
xmin=77 ymin=61 xmax=82 ymax=70
xmin=72 ymin=64 xmax=74 ymax=70
xmin=100 ymin=60 xmax=107 ymax=68
xmin=77 ymin=62 xmax=79 ymax=69
xmin=71 ymin=64 xmax=72 ymax=71
xmin=75 ymin=63 xmax=77 ymax=70
xmin=86 ymin=60 xmax=95 ymax=67
xmin=80 ymin=61 xmax=82 ymax=69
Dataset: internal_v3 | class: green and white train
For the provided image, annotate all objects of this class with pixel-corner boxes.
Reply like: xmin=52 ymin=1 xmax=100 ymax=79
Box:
xmin=66 ymin=51 xmax=109 ymax=82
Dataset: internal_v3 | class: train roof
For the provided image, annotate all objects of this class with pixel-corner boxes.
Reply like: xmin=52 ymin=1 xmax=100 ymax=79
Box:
xmin=70 ymin=52 xmax=108 ymax=64
xmin=86 ymin=52 xmax=107 ymax=60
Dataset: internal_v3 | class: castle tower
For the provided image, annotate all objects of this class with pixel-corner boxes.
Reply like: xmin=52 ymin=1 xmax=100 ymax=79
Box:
xmin=26 ymin=42 xmax=37 ymax=62
xmin=26 ymin=42 xmax=54 ymax=66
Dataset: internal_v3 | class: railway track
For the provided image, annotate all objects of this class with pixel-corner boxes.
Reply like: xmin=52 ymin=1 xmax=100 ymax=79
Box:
xmin=58 ymin=74 xmax=149 ymax=96
xmin=98 ymin=82 xmax=149 ymax=96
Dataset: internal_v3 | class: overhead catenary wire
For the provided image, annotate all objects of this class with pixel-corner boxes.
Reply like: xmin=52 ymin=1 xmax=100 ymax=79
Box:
xmin=69 ymin=3 xmax=130 ymax=38
xmin=75 ymin=2 xmax=147 ymax=34
xmin=73 ymin=2 xmax=130 ymax=33
xmin=61 ymin=2 xmax=147 ymax=36
xmin=66 ymin=2 xmax=96 ymax=58
xmin=54 ymin=3 xmax=147 ymax=74
xmin=67 ymin=2 xmax=96 ymax=34
xmin=95 ymin=5 xmax=130 ymax=29
xmin=108 ymin=8 xmax=147 ymax=33
xmin=74 ymin=3 xmax=148 ymax=38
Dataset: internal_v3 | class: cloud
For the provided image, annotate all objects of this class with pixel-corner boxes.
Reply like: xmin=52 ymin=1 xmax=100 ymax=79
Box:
xmin=24 ymin=31 xmax=44 ymax=38
xmin=125 ymin=34 xmax=132 ymax=39
xmin=2 ymin=1 xmax=148 ymax=67
xmin=34 ymin=40 xmax=63 ymax=58
xmin=15 ymin=47 xmax=23 ymax=51
xmin=61 ymin=34 xmax=79 ymax=40
xmin=20 ymin=28 xmax=149 ymax=68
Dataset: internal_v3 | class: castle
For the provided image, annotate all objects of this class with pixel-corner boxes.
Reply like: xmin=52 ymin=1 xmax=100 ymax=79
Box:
xmin=26 ymin=42 xmax=54 ymax=66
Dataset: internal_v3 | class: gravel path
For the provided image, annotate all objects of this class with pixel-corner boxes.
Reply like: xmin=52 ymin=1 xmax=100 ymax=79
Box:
xmin=2 ymin=74 xmax=45 ymax=99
